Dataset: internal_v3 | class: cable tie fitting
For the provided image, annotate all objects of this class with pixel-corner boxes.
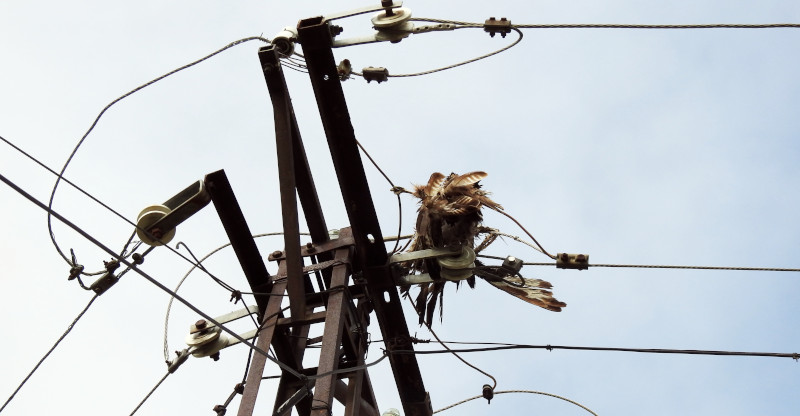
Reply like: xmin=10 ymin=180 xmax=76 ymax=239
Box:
xmin=546 ymin=344 xmax=553 ymax=351
xmin=68 ymin=264 xmax=84 ymax=281
xmin=482 ymin=384 xmax=494 ymax=404
xmin=132 ymin=252 xmax=144 ymax=265
xmin=230 ymin=290 xmax=242 ymax=304
xmin=89 ymin=259 xmax=121 ymax=295
xmin=234 ymin=383 xmax=245 ymax=394
xmin=484 ymin=17 xmax=512 ymax=38
xmin=363 ymin=67 xmax=389 ymax=83
xmin=556 ymin=253 xmax=590 ymax=270
xmin=213 ymin=404 xmax=227 ymax=415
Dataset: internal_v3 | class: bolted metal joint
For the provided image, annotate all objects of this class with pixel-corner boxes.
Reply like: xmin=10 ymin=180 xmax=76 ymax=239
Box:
xmin=556 ymin=253 xmax=590 ymax=270
xmin=484 ymin=17 xmax=512 ymax=38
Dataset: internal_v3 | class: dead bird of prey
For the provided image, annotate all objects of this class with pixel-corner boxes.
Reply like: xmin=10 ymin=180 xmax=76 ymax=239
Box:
xmin=395 ymin=171 xmax=566 ymax=326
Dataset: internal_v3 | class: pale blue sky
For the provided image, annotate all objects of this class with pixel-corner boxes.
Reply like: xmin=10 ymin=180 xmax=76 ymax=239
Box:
xmin=1 ymin=1 xmax=799 ymax=415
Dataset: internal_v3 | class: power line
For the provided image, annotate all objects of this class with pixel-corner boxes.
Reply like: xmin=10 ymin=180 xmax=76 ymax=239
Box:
xmin=129 ymin=371 xmax=170 ymax=416
xmin=434 ymin=389 xmax=598 ymax=415
xmin=0 ymin=171 xmax=306 ymax=382
xmin=0 ymin=294 xmax=99 ymax=413
xmin=515 ymin=23 xmax=800 ymax=30
xmin=392 ymin=343 xmax=800 ymax=360
xmin=522 ymin=261 xmax=800 ymax=272
xmin=45 ymin=36 xmax=270 ymax=269
xmin=413 ymin=18 xmax=800 ymax=30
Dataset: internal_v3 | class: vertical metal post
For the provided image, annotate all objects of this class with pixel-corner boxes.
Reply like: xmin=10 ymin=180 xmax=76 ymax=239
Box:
xmin=238 ymin=276 xmax=291 ymax=416
xmin=297 ymin=17 xmax=433 ymax=416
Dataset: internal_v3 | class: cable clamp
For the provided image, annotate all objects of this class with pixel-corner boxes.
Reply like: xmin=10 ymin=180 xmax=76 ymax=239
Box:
xmin=229 ymin=290 xmax=242 ymax=304
xmin=167 ymin=348 xmax=191 ymax=373
xmin=484 ymin=17 xmax=512 ymax=38
xmin=556 ymin=253 xmax=590 ymax=270
xmin=363 ymin=67 xmax=389 ymax=83
xmin=482 ymin=384 xmax=494 ymax=404
xmin=88 ymin=259 xmax=120 ymax=295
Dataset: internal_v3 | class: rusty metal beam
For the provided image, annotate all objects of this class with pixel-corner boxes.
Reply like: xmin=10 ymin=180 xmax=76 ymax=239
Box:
xmin=258 ymin=45 xmax=330 ymax=245
xmin=311 ymin=230 xmax=354 ymax=416
xmin=260 ymin=46 xmax=306 ymax=321
xmin=297 ymin=17 xmax=432 ymax=416
xmin=204 ymin=170 xmax=272 ymax=312
xmin=238 ymin=276 xmax=290 ymax=416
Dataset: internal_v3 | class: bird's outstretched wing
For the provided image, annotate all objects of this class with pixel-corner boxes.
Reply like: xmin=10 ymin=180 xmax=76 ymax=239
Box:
xmin=485 ymin=277 xmax=566 ymax=312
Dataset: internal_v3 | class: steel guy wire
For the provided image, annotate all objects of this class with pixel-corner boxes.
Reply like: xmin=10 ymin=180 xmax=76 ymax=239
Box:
xmin=392 ymin=344 xmax=800 ymax=360
xmin=0 ymin=172 xmax=306 ymax=382
xmin=163 ymin=232 xmax=303 ymax=362
xmin=1 ymin=134 xmax=146 ymax=277
xmin=128 ymin=371 xmax=170 ymax=416
xmin=355 ymin=139 xmax=404 ymax=254
xmin=0 ymin=294 xmax=99 ymax=414
xmin=520 ymin=261 xmax=800 ymax=273
xmin=405 ymin=296 xmax=497 ymax=390
xmin=411 ymin=17 xmax=800 ymax=30
xmin=351 ymin=26 xmax=524 ymax=79
xmin=1 ymin=132 xmax=272 ymax=293
xmin=45 ymin=36 xmax=270 ymax=269
xmin=434 ymin=389 xmax=598 ymax=415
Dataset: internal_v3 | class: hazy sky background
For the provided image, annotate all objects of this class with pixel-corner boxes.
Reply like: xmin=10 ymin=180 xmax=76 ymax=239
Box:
xmin=2 ymin=1 xmax=799 ymax=415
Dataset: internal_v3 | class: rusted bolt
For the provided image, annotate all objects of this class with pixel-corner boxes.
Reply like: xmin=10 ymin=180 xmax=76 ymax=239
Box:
xmin=150 ymin=228 xmax=163 ymax=239
xmin=195 ymin=319 xmax=207 ymax=330
xmin=271 ymin=250 xmax=283 ymax=258
xmin=306 ymin=242 xmax=315 ymax=253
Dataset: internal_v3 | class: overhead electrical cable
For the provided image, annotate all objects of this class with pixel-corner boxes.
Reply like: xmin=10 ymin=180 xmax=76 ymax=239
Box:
xmin=0 ymin=172 xmax=306 ymax=382
xmin=163 ymin=232 xmax=303 ymax=362
xmin=0 ymin=294 xmax=99 ymax=414
xmin=128 ymin=371 xmax=170 ymax=416
xmin=411 ymin=17 xmax=800 ymax=30
xmin=355 ymin=139 xmax=404 ymax=254
xmin=391 ymin=343 xmax=799 ymax=360
xmin=434 ymin=389 xmax=598 ymax=415
xmin=1 ymin=133 xmax=270 ymax=290
xmin=406 ymin=297 xmax=497 ymax=390
xmin=521 ymin=261 xmax=800 ymax=273
xmin=45 ymin=36 xmax=270 ymax=268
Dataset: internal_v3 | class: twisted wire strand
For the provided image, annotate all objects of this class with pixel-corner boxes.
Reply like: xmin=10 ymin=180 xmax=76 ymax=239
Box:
xmin=354 ymin=139 xmax=404 ymax=254
xmin=522 ymin=262 xmax=800 ymax=272
xmin=411 ymin=18 xmax=800 ymax=30
xmin=128 ymin=371 xmax=170 ymax=416
xmin=1 ymin=294 xmax=99 ymax=413
xmin=388 ymin=27 xmax=523 ymax=78
xmin=163 ymin=232 xmax=301 ymax=361
xmin=406 ymin=297 xmax=497 ymax=390
xmin=1 ymin=173 xmax=306 ymax=381
xmin=434 ymin=389 xmax=597 ymax=415
xmin=46 ymin=36 xmax=270 ymax=268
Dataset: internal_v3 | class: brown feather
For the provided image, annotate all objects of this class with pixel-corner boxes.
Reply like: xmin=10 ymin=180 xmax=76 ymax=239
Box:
xmin=445 ymin=171 xmax=488 ymax=189
xmin=486 ymin=279 xmax=566 ymax=312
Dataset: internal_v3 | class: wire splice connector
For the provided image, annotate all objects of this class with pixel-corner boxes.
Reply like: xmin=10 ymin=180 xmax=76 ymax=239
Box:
xmin=363 ymin=66 xmax=389 ymax=83
xmin=484 ymin=17 xmax=512 ymax=38
xmin=556 ymin=253 xmax=589 ymax=270
xmin=88 ymin=259 xmax=120 ymax=295
xmin=482 ymin=384 xmax=494 ymax=404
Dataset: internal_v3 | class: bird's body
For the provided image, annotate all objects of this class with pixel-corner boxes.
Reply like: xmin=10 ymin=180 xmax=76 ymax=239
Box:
xmin=400 ymin=171 xmax=566 ymax=326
